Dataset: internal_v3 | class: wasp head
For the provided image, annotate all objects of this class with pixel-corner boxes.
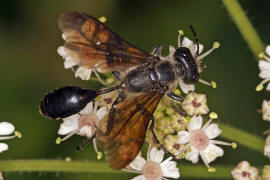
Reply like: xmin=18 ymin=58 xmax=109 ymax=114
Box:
xmin=173 ymin=47 xmax=200 ymax=84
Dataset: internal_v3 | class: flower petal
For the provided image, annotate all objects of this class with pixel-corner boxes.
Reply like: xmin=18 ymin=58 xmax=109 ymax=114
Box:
xmin=177 ymin=131 xmax=190 ymax=144
xmin=149 ymin=147 xmax=164 ymax=163
xmin=160 ymin=158 xmax=180 ymax=179
xmin=185 ymin=145 xmax=199 ymax=163
xmin=266 ymin=45 xmax=270 ymax=57
xmin=0 ymin=122 xmax=15 ymax=135
xmin=188 ymin=116 xmax=203 ymax=131
xmin=80 ymin=102 xmax=93 ymax=115
xmin=63 ymin=56 xmax=79 ymax=69
xmin=202 ymin=143 xmax=224 ymax=163
xmin=0 ymin=143 xmax=8 ymax=153
xmin=75 ymin=66 xmax=92 ymax=80
xmin=204 ymin=124 xmax=222 ymax=139
xmin=266 ymin=83 xmax=270 ymax=91
xmin=259 ymin=60 xmax=270 ymax=78
xmin=96 ymin=106 xmax=108 ymax=120
xmin=179 ymin=79 xmax=195 ymax=94
xmin=182 ymin=37 xmax=193 ymax=48
xmin=129 ymin=154 xmax=147 ymax=171
xmin=58 ymin=115 xmax=79 ymax=135
xmin=78 ymin=125 xmax=93 ymax=138
xmin=131 ymin=175 xmax=146 ymax=180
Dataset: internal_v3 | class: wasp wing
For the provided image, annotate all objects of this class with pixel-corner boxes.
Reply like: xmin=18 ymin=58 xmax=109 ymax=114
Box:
xmin=96 ymin=92 xmax=163 ymax=170
xmin=58 ymin=12 xmax=151 ymax=72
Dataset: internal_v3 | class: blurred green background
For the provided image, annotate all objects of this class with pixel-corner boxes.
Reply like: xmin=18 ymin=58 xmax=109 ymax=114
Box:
xmin=0 ymin=0 xmax=270 ymax=179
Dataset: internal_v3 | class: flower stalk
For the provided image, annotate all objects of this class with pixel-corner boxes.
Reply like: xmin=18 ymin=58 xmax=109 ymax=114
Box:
xmin=222 ymin=0 xmax=264 ymax=58
xmin=0 ymin=160 xmax=235 ymax=178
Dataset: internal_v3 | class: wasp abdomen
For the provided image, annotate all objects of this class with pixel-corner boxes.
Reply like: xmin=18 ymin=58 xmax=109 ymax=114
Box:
xmin=40 ymin=86 xmax=97 ymax=119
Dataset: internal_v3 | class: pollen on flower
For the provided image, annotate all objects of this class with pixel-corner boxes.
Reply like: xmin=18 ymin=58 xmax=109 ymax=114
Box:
xmin=209 ymin=112 xmax=218 ymax=119
xmin=256 ymin=84 xmax=263 ymax=91
xmin=213 ymin=42 xmax=220 ymax=49
xmin=211 ymin=81 xmax=217 ymax=88
xmin=178 ymin=29 xmax=184 ymax=35
xmin=56 ymin=137 xmax=61 ymax=144
xmin=208 ymin=167 xmax=216 ymax=173
xmin=15 ymin=131 xmax=22 ymax=138
xmin=98 ymin=16 xmax=107 ymax=23
xmin=232 ymin=142 xmax=237 ymax=149
xmin=97 ymin=152 xmax=103 ymax=160
xmin=259 ymin=52 xmax=265 ymax=58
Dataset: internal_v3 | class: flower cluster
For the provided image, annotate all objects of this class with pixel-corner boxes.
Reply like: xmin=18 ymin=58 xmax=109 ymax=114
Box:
xmin=55 ymin=23 xmax=226 ymax=178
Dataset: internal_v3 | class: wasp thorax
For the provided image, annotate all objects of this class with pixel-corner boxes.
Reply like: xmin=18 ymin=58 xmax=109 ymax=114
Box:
xmin=173 ymin=47 xmax=199 ymax=84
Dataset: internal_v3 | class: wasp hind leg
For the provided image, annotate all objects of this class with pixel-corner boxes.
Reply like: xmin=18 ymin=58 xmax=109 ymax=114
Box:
xmin=105 ymin=91 xmax=126 ymax=135
xmin=149 ymin=116 xmax=176 ymax=158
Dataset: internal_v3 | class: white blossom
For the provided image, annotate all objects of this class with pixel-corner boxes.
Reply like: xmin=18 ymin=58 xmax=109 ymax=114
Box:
xmin=257 ymin=45 xmax=270 ymax=91
xmin=0 ymin=122 xmax=21 ymax=153
xmin=231 ymin=161 xmax=259 ymax=180
xmin=177 ymin=115 xmax=233 ymax=169
xmin=127 ymin=147 xmax=180 ymax=180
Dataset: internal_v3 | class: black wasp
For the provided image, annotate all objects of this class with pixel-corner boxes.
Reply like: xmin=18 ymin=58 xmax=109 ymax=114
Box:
xmin=40 ymin=12 xmax=215 ymax=170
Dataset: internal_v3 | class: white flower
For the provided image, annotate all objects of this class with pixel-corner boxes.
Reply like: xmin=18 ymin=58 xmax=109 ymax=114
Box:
xmin=181 ymin=92 xmax=209 ymax=116
xmin=231 ymin=161 xmax=259 ymax=180
xmin=177 ymin=115 xmax=233 ymax=169
xmin=127 ymin=147 xmax=180 ymax=180
xmin=257 ymin=45 xmax=270 ymax=91
xmin=262 ymin=100 xmax=270 ymax=122
xmin=165 ymin=34 xmax=219 ymax=93
xmin=0 ymin=122 xmax=21 ymax=153
xmin=57 ymin=102 xmax=108 ymax=141
xmin=57 ymin=33 xmax=96 ymax=81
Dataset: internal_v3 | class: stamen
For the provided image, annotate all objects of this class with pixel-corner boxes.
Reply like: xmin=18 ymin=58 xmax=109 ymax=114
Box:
xmin=93 ymin=69 xmax=110 ymax=86
xmin=178 ymin=30 xmax=184 ymax=47
xmin=0 ymin=134 xmax=17 ymax=140
xmin=122 ymin=168 xmax=142 ymax=174
xmin=56 ymin=129 xmax=79 ymax=144
xmin=15 ymin=131 xmax=22 ymax=138
xmin=256 ymin=78 xmax=270 ymax=91
xmin=210 ymin=140 xmax=235 ymax=147
xmin=259 ymin=52 xmax=270 ymax=62
xmin=98 ymin=16 xmax=107 ymax=23
xmin=199 ymin=151 xmax=210 ymax=169
xmin=179 ymin=152 xmax=186 ymax=159
xmin=201 ymin=118 xmax=213 ymax=130
xmin=199 ymin=79 xmax=217 ymax=88
xmin=209 ymin=112 xmax=218 ymax=119
xmin=147 ymin=141 xmax=152 ymax=162
xmin=208 ymin=167 xmax=216 ymax=173
xmin=93 ymin=138 xmax=103 ymax=160
xmin=197 ymin=42 xmax=220 ymax=61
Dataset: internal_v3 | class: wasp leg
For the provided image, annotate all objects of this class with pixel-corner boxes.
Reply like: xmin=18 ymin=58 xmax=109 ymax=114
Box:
xmin=153 ymin=45 xmax=163 ymax=57
xmin=112 ymin=70 xmax=121 ymax=81
xmin=105 ymin=91 xmax=126 ymax=135
xmin=76 ymin=134 xmax=96 ymax=151
xmin=149 ymin=116 xmax=176 ymax=158
xmin=137 ymin=104 xmax=176 ymax=158
xmin=167 ymin=91 xmax=184 ymax=102
xmin=172 ymin=103 xmax=187 ymax=117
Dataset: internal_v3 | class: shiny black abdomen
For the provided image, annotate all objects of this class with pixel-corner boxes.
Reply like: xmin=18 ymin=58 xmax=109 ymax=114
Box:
xmin=40 ymin=86 xmax=96 ymax=119
xmin=125 ymin=61 xmax=176 ymax=93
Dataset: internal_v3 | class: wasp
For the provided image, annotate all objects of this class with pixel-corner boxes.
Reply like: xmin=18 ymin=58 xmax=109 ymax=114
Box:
xmin=40 ymin=12 xmax=215 ymax=170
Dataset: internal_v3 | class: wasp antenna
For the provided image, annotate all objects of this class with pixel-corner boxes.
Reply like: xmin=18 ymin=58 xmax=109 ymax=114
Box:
xmin=97 ymin=85 xmax=121 ymax=95
xmin=189 ymin=25 xmax=199 ymax=57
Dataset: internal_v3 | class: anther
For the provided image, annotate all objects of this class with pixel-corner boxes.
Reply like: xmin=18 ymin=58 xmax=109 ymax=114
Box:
xmin=232 ymin=142 xmax=237 ymax=149
xmin=15 ymin=131 xmax=22 ymax=138
xmin=56 ymin=137 xmax=61 ymax=144
xmin=209 ymin=112 xmax=218 ymax=119
xmin=98 ymin=16 xmax=107 ymax=23
xmin=208 ymin=167 xmax=216 ymax=173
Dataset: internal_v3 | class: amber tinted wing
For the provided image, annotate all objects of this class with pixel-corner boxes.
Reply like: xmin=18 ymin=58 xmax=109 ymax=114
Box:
xmin=96 ymin=92 xmax=163 ymax=170
xmin=58 ymin=12 xmax=150 ymax=72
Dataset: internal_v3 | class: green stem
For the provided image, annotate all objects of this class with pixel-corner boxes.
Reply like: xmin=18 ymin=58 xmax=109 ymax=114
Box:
xmin=0 ymin=160 xmax=233 ymax=178
xmin=222 ymin=0 xmax=264 ymax=58
xmin=219 ymin=123 xmax=264 ymax=152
